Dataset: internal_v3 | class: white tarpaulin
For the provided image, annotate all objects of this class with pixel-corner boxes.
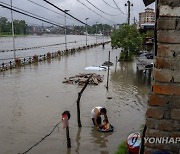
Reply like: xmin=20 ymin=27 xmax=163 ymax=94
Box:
xmin=85 ymin=66 xmax=108 ymax=71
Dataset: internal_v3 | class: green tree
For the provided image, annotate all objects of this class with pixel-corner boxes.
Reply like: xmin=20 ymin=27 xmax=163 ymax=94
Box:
xmin=0 ymin=17 xmax=11 ymax=34
xmin=0 ymin=17 xmax=27 ymax=35
xmin=14 ymin=20 xmax=27 ymax=35
xmin=111 ymin=24 xmax=144 ymax=61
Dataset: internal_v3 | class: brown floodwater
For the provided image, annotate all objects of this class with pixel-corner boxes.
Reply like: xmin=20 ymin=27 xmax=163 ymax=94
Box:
xmin=0 ymin=43 xmax=150 ymax=154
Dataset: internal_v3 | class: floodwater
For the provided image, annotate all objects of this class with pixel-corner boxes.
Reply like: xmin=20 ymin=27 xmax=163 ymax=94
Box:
xmin=0 ymin=35 xmax=150 ymax=154
xmin=0 ymin=34 xmax=107 ymax=63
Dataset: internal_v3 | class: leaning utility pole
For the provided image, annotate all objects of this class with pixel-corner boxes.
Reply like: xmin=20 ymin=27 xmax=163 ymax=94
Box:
xmin=125 ymin=0 xmax=133 ymax=25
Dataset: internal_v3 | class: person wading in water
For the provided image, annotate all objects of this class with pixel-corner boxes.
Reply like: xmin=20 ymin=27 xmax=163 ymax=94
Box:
xmin=91 ymin=107 xmax=108 ymax=128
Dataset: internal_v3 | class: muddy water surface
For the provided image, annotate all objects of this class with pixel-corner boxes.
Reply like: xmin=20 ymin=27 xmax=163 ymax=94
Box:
xmin=0 ymin=42 xmax=150 ymax=154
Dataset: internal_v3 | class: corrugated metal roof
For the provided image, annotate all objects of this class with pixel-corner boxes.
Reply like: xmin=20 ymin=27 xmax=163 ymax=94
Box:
xmin=143 ymin=0 xmax=155 ymax=6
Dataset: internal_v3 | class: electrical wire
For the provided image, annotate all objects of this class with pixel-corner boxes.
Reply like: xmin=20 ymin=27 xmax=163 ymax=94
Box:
xmin=0 ymin=1 xmax=63 ymax=26
xmin=18 ymin=75 xmax=94 ymax=154
xmin=42 ymin=0 xmax=88 ymax=26
xmin=101 ymin=0 xmax=118 ymax=9
xmin=112 ymin=0 xmax=126 ymax=15
xmin=27 ymin=0 xmax=73 ymax=21
xmin=0 ymin=2 xmax=65 ymax=28
xmin=76 ymin=0 xmax=118 ymax=24
xmin=19 ymin=121 xmax=62 ymax=154
xmin=85 ymin=0 xmax=120 ymax=16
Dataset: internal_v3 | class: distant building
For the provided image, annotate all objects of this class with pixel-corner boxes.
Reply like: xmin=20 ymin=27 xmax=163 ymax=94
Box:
xmin=138 ymin=8 xmax=155 ymax=29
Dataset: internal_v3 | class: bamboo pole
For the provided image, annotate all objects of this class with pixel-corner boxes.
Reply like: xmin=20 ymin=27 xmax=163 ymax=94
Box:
xmin=77 ymin=75 xmax=93 ymax=127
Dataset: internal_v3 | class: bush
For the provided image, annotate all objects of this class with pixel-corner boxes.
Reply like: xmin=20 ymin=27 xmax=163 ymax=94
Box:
xmin=114 ymin=141 xmax=128 ymax=154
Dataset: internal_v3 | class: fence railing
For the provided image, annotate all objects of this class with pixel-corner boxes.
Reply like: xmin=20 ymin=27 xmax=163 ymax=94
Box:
xmin=0 ymin=41 xmax=110 ymax=72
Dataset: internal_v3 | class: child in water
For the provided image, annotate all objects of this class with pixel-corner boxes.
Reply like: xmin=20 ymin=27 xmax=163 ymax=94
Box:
xmin=99 ymin=118 xmax=110 ymax=130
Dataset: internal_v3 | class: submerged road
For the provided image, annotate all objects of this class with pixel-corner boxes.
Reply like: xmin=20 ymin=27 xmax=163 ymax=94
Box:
xmin=0 ymin=39 xmax=150 ymax=154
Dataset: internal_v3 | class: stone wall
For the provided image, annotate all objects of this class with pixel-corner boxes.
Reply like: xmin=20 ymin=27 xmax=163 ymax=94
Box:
xmin=145 ymin=0 xmax=180 ymax=153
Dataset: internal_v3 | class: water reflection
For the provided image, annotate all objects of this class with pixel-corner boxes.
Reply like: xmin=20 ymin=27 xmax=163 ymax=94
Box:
xmin=66 ymin=148 xmax=71 ymax=154
xmin=90 ymin=128 xmax=112 ymax=150
xmin=110 ymin=61 xmax=149 ymax=121
xmin=75 ymin=128 xmax=81 ymax=154
xmin=11 ymin=78 xmax=24 ymax=124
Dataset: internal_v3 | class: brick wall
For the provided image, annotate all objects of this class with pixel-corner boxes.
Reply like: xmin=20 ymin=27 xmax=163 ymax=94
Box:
xmin=145 ymin=0 xmax=180 ymax=153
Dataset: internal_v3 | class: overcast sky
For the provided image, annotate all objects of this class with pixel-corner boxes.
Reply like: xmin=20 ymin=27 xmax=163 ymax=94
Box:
xmin=0 ymin=0 xmax=155 ymax=26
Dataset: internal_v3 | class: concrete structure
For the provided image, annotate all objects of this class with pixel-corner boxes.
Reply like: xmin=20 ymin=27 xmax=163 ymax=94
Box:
xmin=139 ymin=8 xmax=155 ymax=28
xmin=144 ymin=0 xmax=180 ymax=153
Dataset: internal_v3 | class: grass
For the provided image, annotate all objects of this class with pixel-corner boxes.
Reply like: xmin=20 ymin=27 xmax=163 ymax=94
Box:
xmin=0 ymin=33 xmax=27 ymax=37
xmin=114 ymin=141 xmax=128 ymax=154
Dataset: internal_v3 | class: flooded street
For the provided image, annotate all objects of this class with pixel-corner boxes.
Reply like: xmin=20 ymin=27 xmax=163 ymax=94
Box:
xmin=0 ymin=37 xmax=150 ymax=154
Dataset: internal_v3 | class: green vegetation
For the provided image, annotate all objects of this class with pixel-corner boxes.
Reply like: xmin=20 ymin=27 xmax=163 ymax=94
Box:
xmin=87 ymin=24 xmax=112 ymax=35
xmin=0 ymin=17 xmax=112 ymax=36
xmin=111 ymin=24 xmax=145 ymax=61
xmin=74 ymin=24 xmax=112 ymax=35
xmin=0 ymin=17 xmax=27 ymax=36
xmin=114 ymin=141 xmax=128 ymax=154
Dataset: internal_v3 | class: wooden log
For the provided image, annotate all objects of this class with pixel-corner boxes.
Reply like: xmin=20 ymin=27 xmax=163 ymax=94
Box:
xmin=92 ymin=77 xmax=98 ymax=85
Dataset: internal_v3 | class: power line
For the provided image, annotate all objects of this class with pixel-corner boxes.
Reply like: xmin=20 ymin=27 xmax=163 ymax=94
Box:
xmin=0 ymin=1 xmax=62 ymax=26
xmin=76 ymin=0 xmax=118 ymax=24
xmin=0 ymin=2 xmax=87 ymax=34
xmin=27 ymin=0 xmax=73 ymax=21
xmin=19 ymin=122 xmax=62 ymax=154
xmin=112 ymin=0 xmax=126 ymax=15
xmin=0 ymin=1 xmax=64 ymax=27
xmin=85 ymin=0 xmax=120 ymax=16
xmin=0 ymin=15 xmax=47 ymax=29
xmin=42 ymin=0 xmax=88 ymax=26
xmin=101 ymin=0 xmax=118 ymax=9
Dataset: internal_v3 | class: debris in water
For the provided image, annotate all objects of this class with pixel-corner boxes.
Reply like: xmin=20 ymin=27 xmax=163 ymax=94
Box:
xmin=62 ymin=73 xmax=104 ymax=85
xmin=102 ymin=61 xmax=113 ymax=66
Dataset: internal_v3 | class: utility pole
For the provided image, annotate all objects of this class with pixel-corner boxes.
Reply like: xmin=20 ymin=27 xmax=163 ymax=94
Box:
xmin=125 ymin=0 xmax=133 ymax=25
xmin=85 ymin=18 xmax=89 ymax=46
xmin=103 ymin=25 xmax=104 ymax=44
xmin=10 ymin=0 xmax=16 ymax=61
xmin=96 ymin=22 xmax=98 ymax=44
xmin=133 ymin=17 xmax=136 ymax=25
xmin=64 ymin=9 xmax=69 ymax=50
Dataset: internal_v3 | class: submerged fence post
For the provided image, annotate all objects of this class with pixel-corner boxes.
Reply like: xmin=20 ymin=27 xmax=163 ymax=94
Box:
xmin=115 ymin=56 xmax=117 ymax=74
xmin=76 ymin=74 xmax=93 ymax=127
xmin=66 ymin=126 xmax=71 ymax=148
xmin=106 ymin=51 xmax=110 ymax=90
xmin=62 ymin=111 xmax=71 ymax=148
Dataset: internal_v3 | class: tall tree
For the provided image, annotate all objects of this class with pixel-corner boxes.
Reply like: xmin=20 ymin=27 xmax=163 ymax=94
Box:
xmin=0 ymin=17 xmax=27 ymax=35
xmin=111 ymin=24 xmax=144 ymax=61
xmin=0 ymin=17 xmax=11 ymax=34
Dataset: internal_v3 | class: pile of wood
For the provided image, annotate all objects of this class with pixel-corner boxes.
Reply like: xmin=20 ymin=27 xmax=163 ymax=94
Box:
xmin=62 ymin=73 xmax=104 ymax=85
